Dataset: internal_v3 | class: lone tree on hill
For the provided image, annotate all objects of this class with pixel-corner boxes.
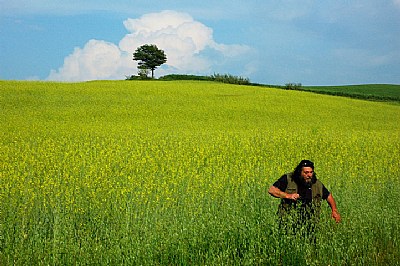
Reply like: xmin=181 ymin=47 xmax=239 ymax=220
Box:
xmin=133 ymin=44 xmax=167 ymax=79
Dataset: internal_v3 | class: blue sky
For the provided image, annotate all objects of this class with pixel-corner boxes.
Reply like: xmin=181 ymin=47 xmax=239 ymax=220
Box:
xmin=1 ymin=0 xmax=399 ymax=85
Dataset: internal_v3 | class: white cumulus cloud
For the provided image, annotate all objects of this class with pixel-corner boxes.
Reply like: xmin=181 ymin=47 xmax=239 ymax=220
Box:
xmin=47 ymin=10 xmax=251 ymax=81
xmin=47 ymin=40 xmax=134 ymax=81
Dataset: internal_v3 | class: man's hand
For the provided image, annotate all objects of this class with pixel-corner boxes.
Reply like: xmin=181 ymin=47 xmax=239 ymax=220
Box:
xmin=331 ymin=209 xmax=341 ymax=223
xmin=286 ymin=193 xmax=300 ymax=201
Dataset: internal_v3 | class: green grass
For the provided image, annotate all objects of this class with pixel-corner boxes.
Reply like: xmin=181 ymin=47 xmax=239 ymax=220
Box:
xmin=1 ymin=80 xmax=399 ymax=265
xmin=301 ymin=84 xmax=400 ymax=102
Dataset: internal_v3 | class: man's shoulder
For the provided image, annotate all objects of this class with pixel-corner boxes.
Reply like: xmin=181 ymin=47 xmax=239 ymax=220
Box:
xmin=314 ymin=178 xmax=324 ymax=186
xmin=313 ymin=178 xmax=325 ymax=192
xmin=283 ymin=172 xmax=296 ymax=187
xmin=273 ymin=173 xmax=291 ymax=190
xmin=285 ymin=172 xmax=294 ymax=180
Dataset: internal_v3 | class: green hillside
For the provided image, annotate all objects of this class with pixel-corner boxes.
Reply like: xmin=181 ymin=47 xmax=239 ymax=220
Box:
xmin=1 ymin=80 xmax=399 ymax=265
xmin=301 ymin=84 xmax=400 ymax=102
xmin=1 ymin=80 xmax=398 ymax=136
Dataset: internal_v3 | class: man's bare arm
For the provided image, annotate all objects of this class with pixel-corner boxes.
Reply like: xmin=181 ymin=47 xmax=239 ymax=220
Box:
xmin=268 ymin=186 xmax=299 ymax=200
xmin=327 ymin=193 xmax=341 ymax=223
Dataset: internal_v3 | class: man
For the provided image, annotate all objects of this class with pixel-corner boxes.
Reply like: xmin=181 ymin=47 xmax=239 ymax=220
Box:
xmin=268 ymin=160 xmax=341 ymax=235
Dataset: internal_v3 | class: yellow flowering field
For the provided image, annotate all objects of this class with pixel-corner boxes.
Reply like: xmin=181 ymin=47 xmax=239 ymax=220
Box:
xmin=0 ymin=80 xmax=399 ymax=265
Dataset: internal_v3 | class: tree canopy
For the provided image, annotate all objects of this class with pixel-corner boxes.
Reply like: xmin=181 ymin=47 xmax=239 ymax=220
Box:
xmin=133 ymin=44 xmax=167 ymax=79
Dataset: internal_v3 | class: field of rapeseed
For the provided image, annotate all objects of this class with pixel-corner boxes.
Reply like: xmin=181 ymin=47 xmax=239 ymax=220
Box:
xmin=1 ymin=80 xmax=399 ymax=265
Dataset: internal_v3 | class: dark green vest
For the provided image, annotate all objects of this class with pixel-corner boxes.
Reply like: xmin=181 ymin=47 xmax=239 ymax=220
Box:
xmin=278 ymin=172 xmax=323 ymax=217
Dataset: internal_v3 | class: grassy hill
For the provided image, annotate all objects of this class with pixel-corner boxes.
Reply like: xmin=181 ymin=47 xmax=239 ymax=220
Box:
xmin=1 ymin=80 xmax=399 ymax=265
xmin=155 ymin=74 xmax=400 ymax=102
xmin=251 ymin=83 xmax=400 ymax=102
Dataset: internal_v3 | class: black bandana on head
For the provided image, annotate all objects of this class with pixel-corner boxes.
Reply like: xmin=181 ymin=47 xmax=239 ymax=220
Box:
xmin=298 ymin=160 xmax=314 ymax=169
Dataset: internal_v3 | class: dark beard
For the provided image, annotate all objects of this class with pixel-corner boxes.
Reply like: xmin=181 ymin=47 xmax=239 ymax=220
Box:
xmin=302 ymin=179 xmax=312 ymax=188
